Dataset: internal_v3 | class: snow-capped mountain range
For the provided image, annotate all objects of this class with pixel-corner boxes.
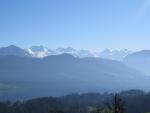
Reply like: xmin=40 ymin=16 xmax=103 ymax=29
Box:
xmin=26 ymin=46 xmax=131 ymax=61
xmin=0 ymin=45 xmax=131 ymax=61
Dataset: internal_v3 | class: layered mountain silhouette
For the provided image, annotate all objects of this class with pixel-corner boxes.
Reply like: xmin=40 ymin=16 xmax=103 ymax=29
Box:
xmin=99 ymin=49 xmax=131 ymax=61
xmin=0 ymin=45 xmax=150 ymax=100
xmin=27 ymin=46 xmax=131 ymax=60
xmin=0 ymin=52 xmax=149 ymax=100
xmin=0 ymin=45 xmax=30 ymax=57
xmin=0 ymin=45 xmax=131 ymax=61
xmin=124 ymin=50 xmax=150 ymax=76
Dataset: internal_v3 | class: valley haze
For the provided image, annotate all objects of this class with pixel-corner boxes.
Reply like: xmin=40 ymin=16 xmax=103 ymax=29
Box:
xmin=0 ymin=45 xmax=150 ymax=101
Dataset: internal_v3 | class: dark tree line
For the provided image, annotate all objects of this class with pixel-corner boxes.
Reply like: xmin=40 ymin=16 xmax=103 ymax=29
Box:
xmin=0 ymin=90 xmax=150 ymax=113
xmin=89 ymin=93 xmax=125 ymax=113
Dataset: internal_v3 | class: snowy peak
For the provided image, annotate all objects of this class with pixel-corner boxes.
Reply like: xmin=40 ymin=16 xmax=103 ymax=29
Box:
xmin=26 ymin=46 xmax=51 ymax=58
xmin=56 ymin=47 xmax=97 ymax=58
xmin=56 ymin=47 xmax=77 ymax=55
xmin=0 ymin=45 xmax=131 ymax=61
xmin=26 ymin=46 xmax=131 ymax=60
xmin=56 ymin=47 xmax=76 ymax=52
xmin=99 ymin=49 xmax=131 ymax=61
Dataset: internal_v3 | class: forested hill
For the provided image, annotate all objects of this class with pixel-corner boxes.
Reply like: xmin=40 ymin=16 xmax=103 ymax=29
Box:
xmin=0 ymin=90 xmax=150 ymax=113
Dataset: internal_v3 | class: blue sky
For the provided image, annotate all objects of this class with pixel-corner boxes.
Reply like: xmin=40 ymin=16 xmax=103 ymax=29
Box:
xmin=0 ymin=0 xmax=150 ymax=50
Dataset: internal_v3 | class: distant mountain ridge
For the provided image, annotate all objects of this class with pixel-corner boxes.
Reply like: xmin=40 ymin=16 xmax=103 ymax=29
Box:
xmin=124 ymin=50 xmax=150 ymax=76
xmin=27 ymin=46 xmax=131 ymax=60
xmin=0 ymin=45 xmax=31 ymax=57
xmin=0 ymin=53 xmax=149 ymax=100
xmin=0 ymin=45 xmax=150 ymax=100
xmin=98 ymin=49 xmax=131 ymax=61
xmin=0 ymin=45 xmax=131 ymax=61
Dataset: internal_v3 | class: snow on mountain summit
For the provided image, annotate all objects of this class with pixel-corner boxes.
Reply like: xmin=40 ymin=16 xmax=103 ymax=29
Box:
xmin=26 ymin=46 xmax=51 ymax=58
xmin=0 ymin=45 xmax=131 ymax=61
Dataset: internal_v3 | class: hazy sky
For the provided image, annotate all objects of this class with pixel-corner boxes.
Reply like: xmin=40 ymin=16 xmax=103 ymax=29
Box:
xmin=0 ymin=0 xmax=150 ymax=50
